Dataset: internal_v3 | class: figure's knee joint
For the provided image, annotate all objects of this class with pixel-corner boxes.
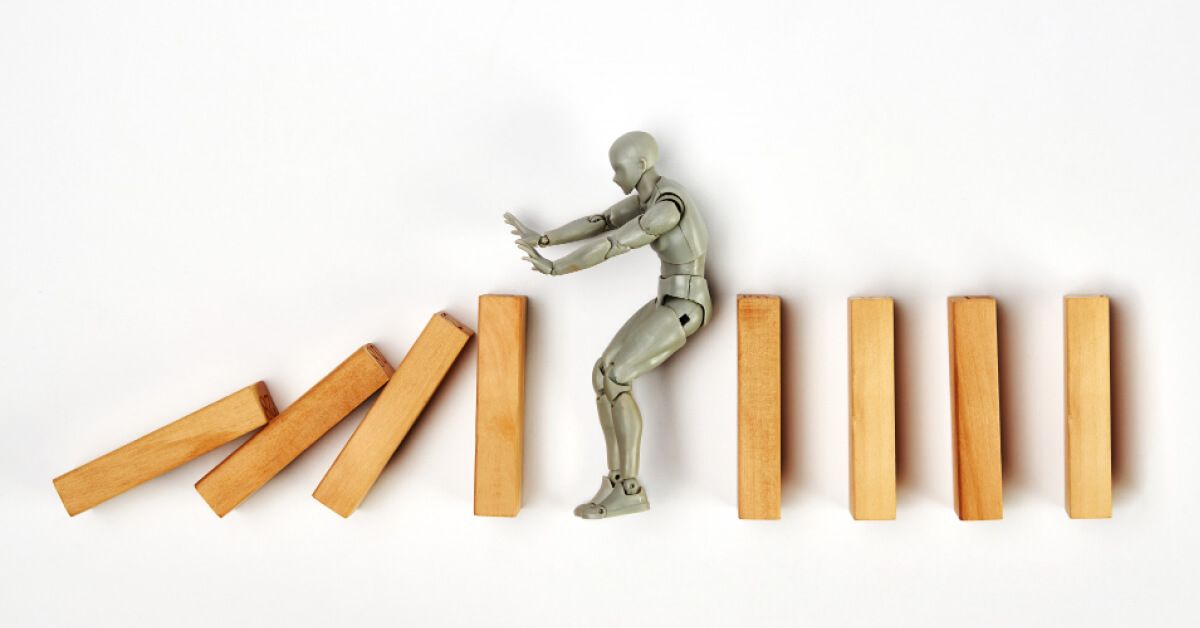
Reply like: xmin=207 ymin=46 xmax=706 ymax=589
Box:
xmin=592 ymin=360 xmax=607 ymax=395
xmin=607 ymin=364 xmax=637 ymax=388
xmin=603 ymin=369 xmax=632 ymax=401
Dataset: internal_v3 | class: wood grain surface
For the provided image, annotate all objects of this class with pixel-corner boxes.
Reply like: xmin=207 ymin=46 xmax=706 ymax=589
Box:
xmin=948 ymin=296 xmax=1004 ymax=520
xmin=738 ymin=295 xmax=782 ymax=520
xmin=195 ymin=345 xmax=393 ymax=517
xmin=53 ymin=382 xmax=277 ymax=516
xmin=1064 ymin=295 xmax=1112 ymax=518
xmin=473 ymin=295 xmax=527 ymax=517
xmin=313 ymin=313 xmax=473 ymax=517
xmin=849 ymin=297 xmax=896 ymax=520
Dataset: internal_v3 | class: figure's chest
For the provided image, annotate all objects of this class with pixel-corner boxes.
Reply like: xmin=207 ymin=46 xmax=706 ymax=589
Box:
xmin=649 ymin=222 xmax=691 ymax=263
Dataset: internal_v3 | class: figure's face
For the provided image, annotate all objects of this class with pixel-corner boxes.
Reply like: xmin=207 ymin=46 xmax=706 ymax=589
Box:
xmin=610 ymin=153 xmax=645 ymax=194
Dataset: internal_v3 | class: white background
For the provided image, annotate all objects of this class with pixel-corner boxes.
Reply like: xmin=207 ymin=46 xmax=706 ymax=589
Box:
xmin=2 ymin=1 xmax=1197 ymax=626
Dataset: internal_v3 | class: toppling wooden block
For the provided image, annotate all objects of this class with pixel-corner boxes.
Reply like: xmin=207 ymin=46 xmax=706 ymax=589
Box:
xmin=738 ymin=295 xmax=782 ymax=520
xmin=195 ymin=345 xmax=393 ymax=516
xmin=53 ymin=382 xmax=277 ymax=516
xmin=314 ymin=313 xmax=473 ymax=517
xmin=1064 ymin=295 xmax=1112 ymax=518
xmin=849 ymin=297 xmax=896 ymax=520
xmin=947 ymin=296 xmax=1004 ymax=520
xmin=474 ymin=295 xmax=528 ymax=517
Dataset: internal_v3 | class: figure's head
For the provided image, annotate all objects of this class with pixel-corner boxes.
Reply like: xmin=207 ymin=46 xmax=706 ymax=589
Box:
xmin=608 ymin=131 xmax=658 ymax=194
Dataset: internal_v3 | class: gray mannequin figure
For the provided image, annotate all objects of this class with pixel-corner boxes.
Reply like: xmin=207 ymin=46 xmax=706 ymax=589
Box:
xmin=504 ymin=131 xmax=710 ymax=519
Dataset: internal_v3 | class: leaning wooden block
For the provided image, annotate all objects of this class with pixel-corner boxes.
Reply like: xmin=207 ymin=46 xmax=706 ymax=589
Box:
xmin=947 ymin=296 xmax=1004 ymax=520
xmin=849 ymin=297 xmax=896 ymax=520
xmin=474 ymin=295 xmax=528 ymax=517
xmin=1065 ymin=295 xmax=1112 ymax=519
xmin=738 ymin=295 xmax=782 ymax=520
xmin=52 ymin=382 xmax=277 ymax=516
xmin=195 ymin=345 xmax=393 ymax=517
xmin=314 ymin=313 xmax=473 ymax=517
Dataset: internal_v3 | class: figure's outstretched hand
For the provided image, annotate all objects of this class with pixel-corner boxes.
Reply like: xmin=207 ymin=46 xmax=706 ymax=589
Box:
xmin=517 ymin=242 xmax=553 ymax=275
xmin=504 ymin=212 xmax=542 ymax=248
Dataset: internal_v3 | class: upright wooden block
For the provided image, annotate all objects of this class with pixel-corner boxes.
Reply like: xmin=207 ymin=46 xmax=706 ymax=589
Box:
xmin=738 ymin=295 xmax=782 ymax=520
xmin=1065 ymin=295 xmax=1112 ymax=518
xmin=195 ymin=345 xmax=393 ymax=516
xmin=849 ymin=297 xmax=896 ymax=520
xmin=314 ymin=313 xmax=473 ymax=517
xmin=52 ymin=383 xmax=277 ymax=516
xmin=947 ymin=296 xmax=1004 ymax=520
xmin=474 ymin=295 xmax=528 ymax=517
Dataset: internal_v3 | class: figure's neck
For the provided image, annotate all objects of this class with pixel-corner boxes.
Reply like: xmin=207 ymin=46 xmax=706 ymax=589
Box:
xmin=635 ymin=167 xmax=660 ymax=204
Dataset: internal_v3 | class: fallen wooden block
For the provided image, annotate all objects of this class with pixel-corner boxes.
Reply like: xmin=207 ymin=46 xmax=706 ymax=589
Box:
xmin=52 ymin=382 xmax=277 ymax=516
xmin=849 ymin=297 xmax=896 ymax=520
xmin=314 ymin=313 xmax=473 ymax=517
xmin=947 ymin=296 xmax=1004 ymax=520
xmin=473 ymin=295 xmax=528 ymax=517
xmin=1064 ymin=295 xmax=1112 ymax=518
xmin=195 ymin=345 xmax=393 ymax=516
xmin=738 ymin=295 xmax=782 ymax=520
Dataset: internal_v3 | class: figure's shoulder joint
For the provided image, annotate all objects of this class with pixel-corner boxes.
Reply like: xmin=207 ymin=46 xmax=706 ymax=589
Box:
xmin=639 ymin=200 xmax=681 ymax=236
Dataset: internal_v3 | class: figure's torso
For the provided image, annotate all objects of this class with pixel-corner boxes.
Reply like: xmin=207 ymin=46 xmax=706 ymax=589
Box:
xmin=643 ymin=177 xmax=708 ymax=277
xmin=642 ymin=176 xmax=712 ymax=327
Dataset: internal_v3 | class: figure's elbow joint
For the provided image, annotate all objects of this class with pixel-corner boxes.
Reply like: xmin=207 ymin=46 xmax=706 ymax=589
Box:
xmin=602 ymin=236 xmax=625 ymax=259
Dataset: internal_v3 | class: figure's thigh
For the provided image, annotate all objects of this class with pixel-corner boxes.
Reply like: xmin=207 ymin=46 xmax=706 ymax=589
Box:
xmin=600 ymin=299 xmax=660 ymax=364
xmin=606 ymin=304 xmax=688 ymax=385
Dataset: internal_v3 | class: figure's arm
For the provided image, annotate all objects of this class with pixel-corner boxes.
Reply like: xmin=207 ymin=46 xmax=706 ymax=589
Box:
xmin=503 ymin=196 xmax=641 ymax=250
xmin=538 ymin=215 xmax=607 ymax=246
xmin=539 ymin=196 xmax=641 ymax=246
xmin=519 ymin=200 xmax=680 ymax=276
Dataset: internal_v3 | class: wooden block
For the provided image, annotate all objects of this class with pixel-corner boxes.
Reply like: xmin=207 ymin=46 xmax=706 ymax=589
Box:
xmin=195 ymin=345 xmax=393 ymax=516
xmin=738 ymin=295 xmax=782 ymax=520
xmin=52 ymin=383 xmax=277 ymax=516
xmin=314 ymin=313 xmax=473 ymax=517
xmin=849 ymin=297 xmax=896 ymax=520
xmin=1065 ymin=295 xmax=1112 ymax=518
xmin=947 ymin=296 xmax=1004 ymax=520
xmin=473 ymin=295 xmax=528 ymax=517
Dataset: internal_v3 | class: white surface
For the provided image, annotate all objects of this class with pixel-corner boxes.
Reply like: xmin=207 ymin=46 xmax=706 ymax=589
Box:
xmin=2 ymin=2 xmax=1198 ymax=626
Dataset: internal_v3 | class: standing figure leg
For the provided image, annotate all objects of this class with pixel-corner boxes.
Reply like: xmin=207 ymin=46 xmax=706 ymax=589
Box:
xmin=575 ymin=297 xmax=701 ymax=519
xmin=574 ymin=299 xmax=658 ymax=515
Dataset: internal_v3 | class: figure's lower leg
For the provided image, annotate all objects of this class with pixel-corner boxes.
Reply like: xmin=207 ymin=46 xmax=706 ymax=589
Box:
xmin=611 ymin=391 xmax=643 ymax=485
xmin=576 ymin=363 xmax=624 ymax=516
xmin=576 ymin=375 xmax=650 ymax=519
xmin=591 ymin=359 xmax=620 ymax=474
xmin=596 ymin=395 xmax=620 ymax=474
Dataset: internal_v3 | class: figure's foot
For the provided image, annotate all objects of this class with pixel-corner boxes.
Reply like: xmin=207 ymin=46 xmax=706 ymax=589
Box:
xmin=575 ymin=477 xmax=649 ymax=520
xmin=573 ymin=475 xmax=616 ymax=517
